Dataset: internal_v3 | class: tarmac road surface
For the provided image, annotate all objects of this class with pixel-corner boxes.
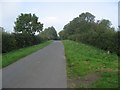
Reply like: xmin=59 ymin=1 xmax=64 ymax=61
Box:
xmin=2 ymin=41 xmax=67 ymax=88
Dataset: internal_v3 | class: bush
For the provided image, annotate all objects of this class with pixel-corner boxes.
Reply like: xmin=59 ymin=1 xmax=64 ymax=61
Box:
xmin=2 ymin=31 xmax=44 ymax=53
xmin=2 ymin=32 xmax=16 ymax=53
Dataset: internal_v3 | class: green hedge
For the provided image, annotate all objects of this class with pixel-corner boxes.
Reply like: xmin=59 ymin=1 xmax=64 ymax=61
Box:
xmin=2 ymin=31 xmax=44 ymax=53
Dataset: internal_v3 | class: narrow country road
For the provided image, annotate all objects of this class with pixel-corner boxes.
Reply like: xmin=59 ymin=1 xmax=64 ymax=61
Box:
xmin=2 ymin=41 xmax=67 ymax=88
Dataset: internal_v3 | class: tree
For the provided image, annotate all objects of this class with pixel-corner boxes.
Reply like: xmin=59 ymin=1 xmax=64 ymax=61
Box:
xmin=59 ymin=12 xmax=119 ymax=55
xmin=14 ymin=13 xmax=43 ymax=35
xmin=98 ymin=19 xmax=112 ymax=29
xmin=79 ymin=12 xmax=95 ymax=23
xmin=59 ymin=30 xmax=66 ymax=40
xmin=62 ymin=12 xmax=95 ymax=38
xmin=39 ymin=26 xmax=58 ymax=40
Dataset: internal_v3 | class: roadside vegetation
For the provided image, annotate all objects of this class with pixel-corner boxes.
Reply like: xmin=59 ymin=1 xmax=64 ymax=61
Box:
xmin=63 ymin=40 xmax=118 ymax=88
xmin=2 ymin=13 xmax=58 ymax=53
xmin=59 ymin=12 xmax=119 ymax=88
xmin=1 ymin=13 xmax=58 ymax=68
xmin=2 ymin=41 xmax=52 ymax=68
xmin=1 ymin=11 xmax=119 ymax=88
xmin=59 ymin=12 xmax=120 ymax=56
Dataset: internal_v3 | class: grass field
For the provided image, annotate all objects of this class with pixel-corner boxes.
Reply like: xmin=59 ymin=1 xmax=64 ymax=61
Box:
xmin=2 ymin=41 xmax=52 ymax=68
xmin=63 ymin=40 xmax=118 ymax=88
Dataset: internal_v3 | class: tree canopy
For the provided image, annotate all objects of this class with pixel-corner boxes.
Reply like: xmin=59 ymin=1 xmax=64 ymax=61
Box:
xmin=59 ymin=12 xmax=119 ymax=55
xmin=39 ymin=26 xmax=58 ymax=40
xmin=14 ymin=13 xmax=43 ymax=35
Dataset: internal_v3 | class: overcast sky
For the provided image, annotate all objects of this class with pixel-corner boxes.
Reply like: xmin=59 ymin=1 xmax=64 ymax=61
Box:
xmin=118 ymin=1 xmax=120 ymax=26
xmin=0 ymin=0 xmax=119 ymax=33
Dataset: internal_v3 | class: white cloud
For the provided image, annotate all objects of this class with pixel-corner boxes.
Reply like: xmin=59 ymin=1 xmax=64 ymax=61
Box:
xmin=0 ymin=3 xmax=2 ymax=26
xmin=0 ymin=0 xmax=23 ymax=2
xmin=118 ymin=1 xmax=120 ymax=26
xmin=1 ymin=2 xmax=20 ymax=32
xmin=40 ymin=16 xmax=59 ymax=27
xmin=0 ymin=2 xmax=118 ymax=33
xmin=1 ymin=0 xmax=119 ymax=2
xmin=2 ymin=2 xmax=19 ymax=15
xmin=42 ymin=16 xmax=58 ymax=23
xmin=40 ymin=16 xmax=59 ymax=30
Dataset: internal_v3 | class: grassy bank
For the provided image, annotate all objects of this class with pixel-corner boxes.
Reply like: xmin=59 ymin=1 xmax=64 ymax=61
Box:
xmin=2 ymin=41 xmax=52 ymax=68
xmin=63 ymin=40 xmax=118 ymax=88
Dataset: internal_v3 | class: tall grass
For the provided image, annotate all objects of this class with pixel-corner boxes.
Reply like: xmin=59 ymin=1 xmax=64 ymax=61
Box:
xmin=63 ymin=40 xmax=118 ymax=88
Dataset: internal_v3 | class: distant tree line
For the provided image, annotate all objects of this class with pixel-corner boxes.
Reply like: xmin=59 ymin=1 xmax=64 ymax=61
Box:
xmin=39 ymin=26 xmax=58 ymax=40
xmin=59 ymin=12 xmax=119 ymax=56
xmin=2 ymin=13 xmax=58 ymax=53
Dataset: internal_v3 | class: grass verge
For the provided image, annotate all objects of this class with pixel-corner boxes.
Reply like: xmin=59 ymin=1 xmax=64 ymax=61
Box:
xmin=2 ymin=41 xmax=52 ymax=68
xmin=63 ymin=40 xmax=118 ymax=88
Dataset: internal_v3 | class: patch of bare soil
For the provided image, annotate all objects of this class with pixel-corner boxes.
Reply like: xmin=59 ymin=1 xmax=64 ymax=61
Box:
xmin=67 ymin=72 xmax=100 ymax=88
xmin=98 ymin=68 xmax=120 ymax=73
